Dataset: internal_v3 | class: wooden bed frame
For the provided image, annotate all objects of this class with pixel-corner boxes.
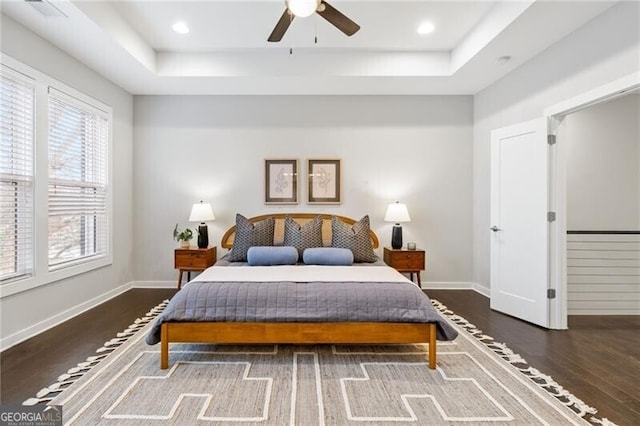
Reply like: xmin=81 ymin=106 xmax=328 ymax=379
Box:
xmin=160 ymin=213 xmax=438 ymax=370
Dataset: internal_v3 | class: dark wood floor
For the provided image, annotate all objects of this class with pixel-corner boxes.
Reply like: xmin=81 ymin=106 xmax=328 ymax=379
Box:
xmin=428 ymin=290 xmax=640 ymax=426
xmin=1 ymin=289 xmax=638 ymax=425
xmin=0 ymin=288 xmax=177 ymax=406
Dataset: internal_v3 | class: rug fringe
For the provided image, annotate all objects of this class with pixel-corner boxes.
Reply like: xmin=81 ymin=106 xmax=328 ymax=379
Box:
xmin=22 ymin=299 xmax=169 ymax=406
xmin=590 ymin=416 xmax=617 ymax=425
xmin=430 ymin=299 xmax=618 ymax=426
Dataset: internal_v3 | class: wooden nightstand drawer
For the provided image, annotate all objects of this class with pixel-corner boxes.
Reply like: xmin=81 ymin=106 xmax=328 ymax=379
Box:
xmin=384 ymin=250 xmax=425 ymax=269
xmin=383 ymin=247 xmax=426 ymax=286
xmin=175 ymin=250 xmax=213 ymax=268
xmin=174 ymin=247 xmax=216 ymax=289
xmin=388 ymin=253 xmax=424 ymax=270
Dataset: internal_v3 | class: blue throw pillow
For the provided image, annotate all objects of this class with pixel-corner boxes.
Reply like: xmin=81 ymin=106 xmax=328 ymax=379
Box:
xmin=303 ymin=247 xmax=354 ymax=266
xmin=247 ymin=246 xmax=298 ymax=266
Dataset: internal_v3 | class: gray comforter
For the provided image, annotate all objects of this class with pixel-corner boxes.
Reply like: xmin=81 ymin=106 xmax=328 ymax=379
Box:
xmin=146 ymin=279 xmax=458 ymax=344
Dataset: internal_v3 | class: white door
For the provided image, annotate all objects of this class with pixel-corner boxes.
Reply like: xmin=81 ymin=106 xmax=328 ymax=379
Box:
xmin=490 ymin=118 xmax=549 ymax=327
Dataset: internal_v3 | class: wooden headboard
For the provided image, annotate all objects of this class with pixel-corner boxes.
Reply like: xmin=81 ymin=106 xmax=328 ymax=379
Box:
xmin=220 ymin=213 xmax=379 ymax=250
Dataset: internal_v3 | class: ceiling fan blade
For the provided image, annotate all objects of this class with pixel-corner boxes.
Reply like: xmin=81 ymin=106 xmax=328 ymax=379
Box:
xmin=317 ymin=1 xmax=360 ymax=36
xmin=268 ymin=9 xmax=294 ymax=42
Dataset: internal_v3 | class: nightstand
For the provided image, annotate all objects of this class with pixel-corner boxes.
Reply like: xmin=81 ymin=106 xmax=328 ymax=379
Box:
xmin=174 ymin=247 xmax=216 ymax=289
xmin=383 ymin=247 xmax=426 ymax=287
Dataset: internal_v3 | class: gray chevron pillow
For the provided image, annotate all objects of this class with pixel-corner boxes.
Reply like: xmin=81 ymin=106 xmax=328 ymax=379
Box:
xmin=331 ymin=215 xmax=376 ymax=263
xmin=228 ymin=214 xmax=275 ymax=262
xmin=283 ymin=215 xmax=323 ymax=258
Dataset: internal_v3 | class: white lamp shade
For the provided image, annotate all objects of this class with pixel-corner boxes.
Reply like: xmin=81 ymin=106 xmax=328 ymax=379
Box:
xmin=384 ymin=201 xmax=411 ymax=223
xmin=286 ymin=0 xmax=318 ymax=17
xmin=189 ymin=201 xmax=215 ymax=222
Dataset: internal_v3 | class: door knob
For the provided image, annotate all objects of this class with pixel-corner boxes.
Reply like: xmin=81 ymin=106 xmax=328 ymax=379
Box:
xmin=490 ymin=226 xmax=501 ymax=232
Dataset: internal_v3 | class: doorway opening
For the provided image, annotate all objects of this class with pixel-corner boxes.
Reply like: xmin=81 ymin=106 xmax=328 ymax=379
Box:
xmin=559 ymin=95 xmax=639 ymax=315
xmin=545 ymin=73 xmax=640 ymax=328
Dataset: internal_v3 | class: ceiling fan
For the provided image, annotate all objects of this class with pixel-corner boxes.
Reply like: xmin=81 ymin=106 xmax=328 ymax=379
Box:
xmin=268 ymin=0 xmax=360 ymax=42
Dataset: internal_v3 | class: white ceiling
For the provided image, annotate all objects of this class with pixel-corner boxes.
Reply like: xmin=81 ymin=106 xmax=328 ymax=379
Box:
xmin=110 ymin=1 xmax=495 ymax=51
xmin=0 ymin=0 xmax=619 ymax=95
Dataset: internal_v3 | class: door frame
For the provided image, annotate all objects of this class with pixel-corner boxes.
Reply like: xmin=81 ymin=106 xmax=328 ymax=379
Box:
xmin=543 ymin=72 xmax=640 ymax=329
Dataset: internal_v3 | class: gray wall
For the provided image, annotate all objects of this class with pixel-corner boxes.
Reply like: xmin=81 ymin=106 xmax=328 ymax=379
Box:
xmin=564 ymin=95 xmax=640 ymax=230
xmin=472 ymin=2 xmax=640 ymax=289
xmin=0 ymin=15 xmax=134 ymax=346
xmin=132 ymin=95 xmax=474 ymax=286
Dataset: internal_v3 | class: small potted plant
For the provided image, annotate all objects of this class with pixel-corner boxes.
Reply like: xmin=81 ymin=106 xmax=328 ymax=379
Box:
xmin=173 ymin=224 xmax=193 ymax=248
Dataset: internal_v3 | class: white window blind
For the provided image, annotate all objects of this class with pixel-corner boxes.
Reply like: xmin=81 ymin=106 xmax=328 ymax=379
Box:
xmin=0 ymin=71 xmax=34 ymax=282
xmin=48 ymin=88 xmax=109 ymax=269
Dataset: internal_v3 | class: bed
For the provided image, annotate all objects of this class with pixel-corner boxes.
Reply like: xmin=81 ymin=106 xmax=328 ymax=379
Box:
xmin=147 ymin=213 xmax=457 ymax=370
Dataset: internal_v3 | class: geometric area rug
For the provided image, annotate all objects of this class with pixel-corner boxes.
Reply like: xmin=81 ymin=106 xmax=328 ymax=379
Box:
xmin=26 ymin=300 xmax=614 ymax=425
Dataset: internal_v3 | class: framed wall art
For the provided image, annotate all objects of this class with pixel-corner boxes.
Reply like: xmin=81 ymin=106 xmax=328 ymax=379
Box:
xmin=265 ymin=159 xmax=298 ymax=204
xmin=307 ymin=159 xmax=341 ymax=204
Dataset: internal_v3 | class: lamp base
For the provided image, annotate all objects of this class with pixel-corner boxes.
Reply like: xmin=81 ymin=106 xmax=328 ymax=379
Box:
xmin=391 ymin=225 xmax=403 ymax=250
xmin=197 ymin=224 xmax=209 ymax=249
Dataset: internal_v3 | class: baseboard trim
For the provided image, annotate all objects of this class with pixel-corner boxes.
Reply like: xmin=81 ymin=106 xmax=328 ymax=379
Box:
xmin=422 ymin=281 xmax=475 ymax=290
xmin=568 ymin=310 xmax=640 ymax=315
xmin=0 ymin=281 xmax=133 ymax=352
xmin=472 ymin=283 xmax=490 ymax=297
xmin=131 ymin=281 xmax=176 ymax=289
xmin=137 ymin=281 xmax=491 ymax=295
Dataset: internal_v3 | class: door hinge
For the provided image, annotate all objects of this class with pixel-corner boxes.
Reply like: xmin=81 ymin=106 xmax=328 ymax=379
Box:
xmin=547 ymin=135 xmax=556 ymax=145
xmin=547 ymin=211 xmax=556 ymax=222
xmin=547 ymin=289 xmax=556 ymax=299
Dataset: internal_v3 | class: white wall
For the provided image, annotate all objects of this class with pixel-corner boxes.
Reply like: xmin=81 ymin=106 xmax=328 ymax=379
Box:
xmin=564 ymin=94 xmax=640 ymax=230
xmin=472 ymin=2 xmax=640 ymax=288
xmin=132 ymin=95 xmax=474 ymax=287
xmin=0 ymin=15 xmax=134 ymax=347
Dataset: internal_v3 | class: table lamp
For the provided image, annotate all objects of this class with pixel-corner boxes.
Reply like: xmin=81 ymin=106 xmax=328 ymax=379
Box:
xmin=189 ymin=201 xmax=215 ymax=249
xmin=384 ymin=201 xmax=411 ymax=249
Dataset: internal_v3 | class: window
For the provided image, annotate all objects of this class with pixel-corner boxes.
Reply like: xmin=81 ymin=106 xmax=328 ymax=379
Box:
xmin=1 ymin=56 xmax=112 ymax=297
xmin=48 ymin=89 xmax=109 ymax=269
xmin=0 ymin=70 xmax=34 ymax=282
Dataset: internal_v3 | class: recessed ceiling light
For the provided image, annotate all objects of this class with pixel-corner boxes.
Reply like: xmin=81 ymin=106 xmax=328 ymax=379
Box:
xmin=172 ymin=22 xmax=190 ymax=34
xmin=417 ymin=21 xmax=435 ymax=35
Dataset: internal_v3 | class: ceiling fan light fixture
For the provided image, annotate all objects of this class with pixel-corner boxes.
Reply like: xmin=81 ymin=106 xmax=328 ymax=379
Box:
xmin=417 ymin=21 xmax=435 ymax=35
xmin=286 ymin=0 xmax=319 ymax=18
xmin=269 ymin=0 xmax=359 ymax=42
xmin=172 ymin=21 xmax=190 ymax=34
